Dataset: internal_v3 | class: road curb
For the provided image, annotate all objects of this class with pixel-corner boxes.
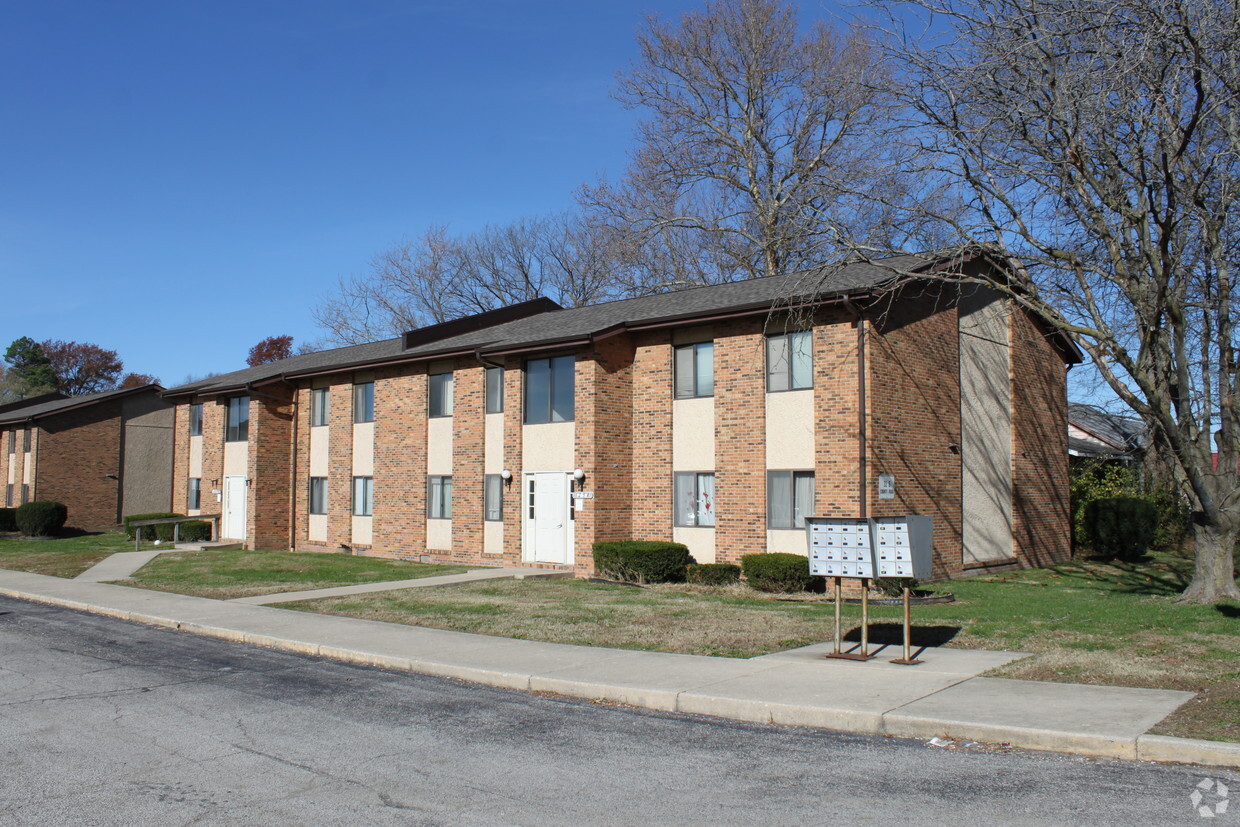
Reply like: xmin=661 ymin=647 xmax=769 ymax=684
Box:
xmin=1 ymin=583 xmax=1230 ymax=770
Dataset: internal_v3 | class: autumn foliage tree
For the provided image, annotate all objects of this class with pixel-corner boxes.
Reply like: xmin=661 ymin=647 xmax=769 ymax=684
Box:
xmin=39 ymin=340 xmax=124 ymax=396
xmin=118 ymin=373 xmax=160 ymax=389
xmin=247 ymin=335 xmax=295 ymax=367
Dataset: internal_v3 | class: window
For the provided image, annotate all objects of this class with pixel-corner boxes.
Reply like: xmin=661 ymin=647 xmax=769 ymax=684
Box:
xmin=351 ymin=476 xmax=373 ymax=516
xmin=674 ymin=472 xmax=716 ymax=527
xmin=187 ymin=478 xmax=201 ymax=510
xmin=6 ymin=430 xmax=13 ymax=454
xmin=21 ymin=484 xmax=29 ymax=505
xmin=428 ymin=372 xmax=454 ymax=418
xmin=23 ymin=428 xmax=31 ymax=452
xmin=428 ymin=475 xmax=453 ymax=519
xmin=189 ymin=403 xmax=203 ymax=437
xmin=767 ymin=471 xmax=815 ymax=529
xmin=353 ymin=382 xmax=374 ymax=424
xmin=309 ymin=477 xmax=328 ymax=515
xmin=225 ymin=397 xmax=249 ymax=442
xmin=484 ymin=474 xmax=503 ymax=521
xmin=311 ymin=389 xmax=329 ymax=427
xmin=766 ymin=330 xmax=813 ymax=392
xmin=5 ymin=484 xmax=11 ymax=507
xmin=485 ymin=366 xmax=504 ymax=414
xmin=524 ymin=355 xmax=575 ymax=423
xmin=674 ymin=342 xmax=714 ymax=399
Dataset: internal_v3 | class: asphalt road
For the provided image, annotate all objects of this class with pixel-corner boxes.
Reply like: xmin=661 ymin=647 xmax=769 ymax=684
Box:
xmin=0 ymin=596 xmax=1233 ymax=826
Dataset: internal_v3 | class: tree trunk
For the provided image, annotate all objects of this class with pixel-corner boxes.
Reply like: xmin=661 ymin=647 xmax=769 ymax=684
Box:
xmin=1180 ymin=515 xmax=1240 ymax=603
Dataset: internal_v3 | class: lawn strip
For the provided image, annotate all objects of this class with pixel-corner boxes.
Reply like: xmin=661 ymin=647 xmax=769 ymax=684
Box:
xmin=0 ymin=532 xmax=145 ymax=578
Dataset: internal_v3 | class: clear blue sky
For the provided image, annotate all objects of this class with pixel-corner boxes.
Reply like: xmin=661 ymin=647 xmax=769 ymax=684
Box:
xmin=1 ymin=0 xmax=761 ymax=386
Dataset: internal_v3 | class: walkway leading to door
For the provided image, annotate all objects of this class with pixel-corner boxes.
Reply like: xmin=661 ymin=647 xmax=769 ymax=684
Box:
xmin=227 ymin=566 xmax=573 ymax=606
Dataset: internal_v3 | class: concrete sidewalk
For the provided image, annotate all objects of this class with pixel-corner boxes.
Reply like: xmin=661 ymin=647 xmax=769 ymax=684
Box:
xmin=1 ymin=569 xmax=1234 ymax=769
xmin=229 ymin=566 xmax=572 ymax=605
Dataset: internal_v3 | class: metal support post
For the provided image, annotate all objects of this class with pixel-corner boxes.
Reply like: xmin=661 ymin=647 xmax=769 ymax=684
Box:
xmin=891 ymin=585 xmax=924 ymax=665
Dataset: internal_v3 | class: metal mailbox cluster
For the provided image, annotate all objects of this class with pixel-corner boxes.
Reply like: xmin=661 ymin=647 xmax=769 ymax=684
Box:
xmin=806 ymin=515 xmax=933 ymax=580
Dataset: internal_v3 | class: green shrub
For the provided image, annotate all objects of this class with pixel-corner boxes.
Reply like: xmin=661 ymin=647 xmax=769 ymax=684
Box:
xmin=686 ymin=562 xmax=741 ymax=586
xmin=592 ymin=541 xmax=695 ymax=583
xmin=741 ymin=552 xmax=814 ymax=593
xmin=15 ymin=501 xmax=68 ymax=537
xmin=0 ymin=507 xmax=16 ymax=532
xmin=123 ymin=512 xmax=185 ymax=541
xmin=177 ymin=520 xmax=212 ymax=542
xmin=1083 ymin=497 xmax=1160 ymax=561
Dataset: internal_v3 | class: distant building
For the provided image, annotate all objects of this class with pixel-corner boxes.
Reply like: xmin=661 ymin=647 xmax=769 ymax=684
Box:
xmin=0 ymin=385 xmax=174 ymax=528
xmin=1067 ymin=403 xmax=1148 ymax=463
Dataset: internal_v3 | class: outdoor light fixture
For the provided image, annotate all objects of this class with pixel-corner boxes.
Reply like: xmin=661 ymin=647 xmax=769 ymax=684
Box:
xmin=573 ymin=468 xmax=585 ymax=481
xmin=500 ymin=469 xmax=512 ymax=481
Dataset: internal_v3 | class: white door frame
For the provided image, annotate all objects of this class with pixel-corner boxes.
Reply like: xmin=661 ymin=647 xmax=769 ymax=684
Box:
xmin=522 ymin=471 xmax=574 ymax=565
xmin=222 ymin=475 xmax=248 ymax=540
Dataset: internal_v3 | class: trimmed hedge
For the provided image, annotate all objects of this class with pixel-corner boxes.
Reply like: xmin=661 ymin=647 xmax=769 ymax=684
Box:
xmin=1083 ymin=496 xmax=1160 ymax=561
xmin=15 ymin=501 xmax=68 ymax=537
xmin=592 ymin=541 xmax=695 ymax=584
xmin=741 ymin=552 xmax=814 ymax=593
xmin=124 ymin=512 xmax=184 ymax=542
xmin=176 ymin=520 xmax=213 ymax=542
xmin=686 ymin=563 xmax=741 ymax=586
xmin=0 ymin=507 xmax=16 ymax=532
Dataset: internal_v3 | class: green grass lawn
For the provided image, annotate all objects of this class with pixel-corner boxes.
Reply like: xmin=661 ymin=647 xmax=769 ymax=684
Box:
xmin=286 ymin=550 xmax=1239 ymax=743
xmin=0 ymin=531 xmax=144 ymax=578
xmin=115 ymin=549 xmax=471 ymax=599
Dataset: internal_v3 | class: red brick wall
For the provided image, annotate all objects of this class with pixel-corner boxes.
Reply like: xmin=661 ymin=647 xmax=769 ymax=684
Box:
xmin=1011 ymin=307 xmax=1072 ymax=567
xmin=171 ymin=404 xmax=190 ymax=514
xmin=501 ymin=355 xmax=524 ymax=565
xmin=327 ymin=382 xmax=356 ymax=550
xmin=448 ymin=360 xmax=485 ymax=562
xmin=813 ymin=310 xmax=864 ymax=517
xmin=248 ymin=390 xmax=294 ymax=550
xmin=371 ymin=366 xmax=428 ymax=558
xmin=630 ymin=330 xmax=673 ymax=542
xmin=291 ymin=385 xmax=312 ymax=550
xmin=866 ymin=286 xmax=965 ymax=579
xmin=199 ymin=400 xmax=225 ymax=523
xmin=33 ymin=402 xmax=123 ymax=529
xmin=714 ymin=318 xmax=767 ymax=564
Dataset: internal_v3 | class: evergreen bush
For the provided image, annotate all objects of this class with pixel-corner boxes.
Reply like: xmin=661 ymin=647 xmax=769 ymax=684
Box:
xmin=686 ymin=562 xmax=741 ymax=586
xmin=0 ymin=507 xmax=16 ymax=532
xmin=741 ymin=552 xmax=814 ymax=593
xmin=15 ymin=501 xmax=68 ymax=537
xmin=592 ymin=541 xmax=695 ymax=583
xmin=1083 ymin=497 xmax=1160 ymax=561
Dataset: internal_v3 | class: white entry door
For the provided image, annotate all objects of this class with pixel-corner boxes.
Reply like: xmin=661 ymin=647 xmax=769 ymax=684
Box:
xmin=222 ymin=475 xmax=248 ymax=540
xmin=526 ymin=472 xmax=571 ymax=564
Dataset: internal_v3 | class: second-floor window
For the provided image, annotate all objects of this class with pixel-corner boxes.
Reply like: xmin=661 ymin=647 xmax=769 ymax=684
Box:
xmin=766 ymin=330 xmax=813 ymax=392
xmin=311 ymin=389 xmax=330 ymax=427
xmin=225 ymin=397 xmax=249 ymax=442
xmin=485 ymin=366 xmax=504 ymax=414
xmin=674 ymin=342 xmax=714 ymax=399
xmin=189 ymin=403 xmax=203 ymax=437
xmin=23 ymin=428 xmax=31 ymax=452
xmin=7 ymin=430 xmax=13 ymax=454
xmin=524 ymin=355 xmax=574 ymax=424
xmin=428 ymin=373 xmax=454 ymax=418
xmin=353 ymin=382 xmax=374 ymax=423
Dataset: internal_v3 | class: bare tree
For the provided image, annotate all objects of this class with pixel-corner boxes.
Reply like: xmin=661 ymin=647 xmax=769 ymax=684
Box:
xmin=582 ymin=0 xmax=915 ymax=280
xmin=867 ymin=0 xmax=1240 ymax=602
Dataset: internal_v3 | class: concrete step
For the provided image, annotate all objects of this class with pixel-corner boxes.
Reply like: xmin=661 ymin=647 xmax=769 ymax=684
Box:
xmin=174 ymin=541 xmax=244 ymax=551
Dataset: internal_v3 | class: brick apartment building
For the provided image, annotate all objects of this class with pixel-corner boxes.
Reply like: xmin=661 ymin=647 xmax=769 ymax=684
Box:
xmin=0 ymin=385 xmax=175 ymax=529
xmin=163 ymin=251 xmax=1080 ymax=579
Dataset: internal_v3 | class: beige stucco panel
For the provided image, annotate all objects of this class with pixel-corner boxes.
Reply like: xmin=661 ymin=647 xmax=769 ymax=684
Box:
xmin=765 ymin=389 xmax=814 ymax=469
xmin=427 ymin=518 xmax=452 ymax=550
xmin=484 ymin=412 xmax=504 ymax=473
xmin=351 ymin=515 xmax=373 ymax=546
xmin=766 ymin=529 xmax=808 ymax=556
xmin=308 ymin=514 xmax=328 ymax=542
xmin=673 ymin=526 xmax=715 ymax=564
xmin=223 ymin=441 xmax=247 ymax=477
xmin=673 ymin=397 xmax=715 ymax=471
xmin=523 ymin=422 xmax=574 ymax=471
xmin=352 ymin=422 xmax=375 ymax=476
xmin=427 ymin=417 xmax=453 ymax=475
xmin=309 ymin=426 xmax=329 ymax=476
xmin=960 ymin=290 xmax=1014 ymax=565
xmin=484 ymin=520 xmax=503 ymax=554
xmin=189 ymin=435 xmax=203 ymax=478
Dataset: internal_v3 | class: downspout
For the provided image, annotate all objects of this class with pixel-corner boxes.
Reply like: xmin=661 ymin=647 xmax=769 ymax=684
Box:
xmin=843 ymin=299 xmax=868 ymax=519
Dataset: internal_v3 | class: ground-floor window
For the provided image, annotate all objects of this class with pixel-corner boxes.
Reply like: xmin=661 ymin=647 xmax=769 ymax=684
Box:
xmin=187 ymin=478 xmax=201 ymax=510
xmin=351 ymin=476 xmax=373 ymax=516
xmin=428 ymin=475 xmax=452 ymax=519
xmin=484 ymin=474 xmax=502 ymax=521
xmin=4 ymin=484 xmax=11 ymax=507
xmin=767 ymin=470 xmax=815 ymax=528
xmin=308 ymin=477 xmax=327 ymax=515
xmin=21 ymin=484 xmax=29 ymax=505
xmin=674 ymin=472 xmax=715 ymax=527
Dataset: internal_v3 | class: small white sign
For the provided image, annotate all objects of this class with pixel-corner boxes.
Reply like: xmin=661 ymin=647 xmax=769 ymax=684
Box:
xmin=571 ymin=491 xmax=594 ymax=499
xmin=878 ymin=474 xmax=895 ymax=500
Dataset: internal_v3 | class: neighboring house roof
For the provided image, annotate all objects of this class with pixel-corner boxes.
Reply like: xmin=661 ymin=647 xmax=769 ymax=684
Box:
xmin=166 ymin=250 xmax=1081 ymax=399
xmin=0 ymin=384 xmax=164 ymax=427
xmin=1067 ymin=403 xmax=1148 ymax=458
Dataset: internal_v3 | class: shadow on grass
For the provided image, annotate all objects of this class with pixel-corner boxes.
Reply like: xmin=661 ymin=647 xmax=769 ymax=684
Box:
xmin=844 ymin=623 xmax=960 ymax=647
xmin=1217 ymin=604 xmax=1240 ymax=619
xmin=58 ymin=528 xmax=105 ymax=539
xmin=1050 ymin=554 xmax=1193 ymax=597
